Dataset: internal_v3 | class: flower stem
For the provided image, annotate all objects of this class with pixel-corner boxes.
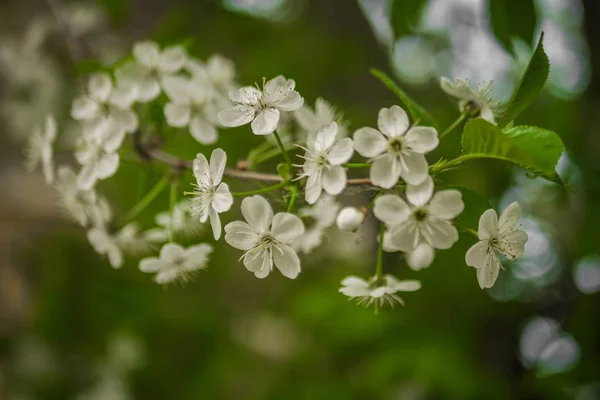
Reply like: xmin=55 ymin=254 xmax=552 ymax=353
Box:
xmin=287 ymin=185 xmax=298 ymax=212
xmin=272 ymin=131 xmax=292 ymax=166
xmin=169 ymin=181 xmax=178 ymax=243
xmin=342 ymin=163 xmax=371 ymax=168
xmin=254 ymin=144 xmax=295 ymax=165
xmin=375 ymin=223 xmax=385 ymax=280
xmin=119 ymin=176 xmax=169 ymax=225
xmin=231 ymin=181 xmax=289 ymax=197
xmin=439 ymin=112 xmax=468 ymax=139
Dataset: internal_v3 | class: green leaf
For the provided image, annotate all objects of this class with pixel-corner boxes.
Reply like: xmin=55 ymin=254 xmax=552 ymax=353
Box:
xmin=390 ymin=0 xmax=428 ymax=39
xmin=489 ymin=0 xmax=537 ymax=56
xmin=498 ymin=33 xmax=550 ymax=128
xmin=461 ymin=119 xmax=563 ymax=185
xmin=370 ymin=69 xmax=438 ymax=129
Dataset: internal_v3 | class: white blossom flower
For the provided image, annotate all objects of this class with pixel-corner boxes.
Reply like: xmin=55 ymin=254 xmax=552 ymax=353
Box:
xmin=339 ymin=275 xmax=421 ymax=307
xmin=115 ymin=223 xmax=163 ymax=256
xmin=87 ymin=226 xmax=123 ymax=268
xmin=162 ymin=75 xmax=221 ymax=144
xmin=71 ymin=73 xmax=138 ymax=138
xmin=224 ymin=195 xmax=305 ymax=279
xmin=139 ymin=242 xmax=212 ymax=284
xmin=336 ymin=207 xmax=365 ymax=232
xmin=115 ymin=41 xmax=187 ymax=102
xmin=55 ymin=165 xmax=98 ymax=226
xmin=294 ymin=97 xmax=346 ymax=138
xmin=374 ymin=176 xmax=463 ymax=251
xmin=26 ymin=115 xmax=56 ymax=184
xmin=187 ymin=54 xmax=236 ymax=92
xmin=354 ymin=105 xmax=439 ymax=188
xmin=440 ymin=77 xmax=500 ymax=124
xmin=188 ymin=148 xmax=233 ymax=240
xmin=74 ymin=134 xmax=120 ymax=190
xmin=154 ymin=200 xmax=203 ymax=239
xmin=218 ymin=75 xmax=304 ymax=135
xmin=293 ymin=194 xmax=340 ymax=254
xmin=465 ymin=202 xmax=529 ymax=289
xmin=296 ymin=122 xmax=354 ymax=204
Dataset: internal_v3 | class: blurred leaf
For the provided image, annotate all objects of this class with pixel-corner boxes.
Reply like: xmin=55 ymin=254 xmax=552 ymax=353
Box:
xmin=97 ymin=0 xmax=131 ymax=25
xmin=461 ymin=119 xmax=563 ymax=185
xmin=370 ymin=68 xmax=438 ymax=128
xmin=75 ymin=59 xmax=107 ymax=77
xmin=489 ymin=0 xmax=537 ymax=56
xmin=390 ymin=0 xmax=428 ymax=38
xmin=451 ymin=186 xmax=492 ymax=232
xmin=498 ymin=33 xmax=549 ymax=128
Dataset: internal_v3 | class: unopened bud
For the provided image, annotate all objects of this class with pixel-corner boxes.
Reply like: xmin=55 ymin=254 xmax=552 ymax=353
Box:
xmin=336 ymin=207 xmax=365 ymax=232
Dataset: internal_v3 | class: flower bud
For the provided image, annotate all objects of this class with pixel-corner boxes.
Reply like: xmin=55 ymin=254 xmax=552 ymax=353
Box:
xmin=336 ymin=207 xmax=364 ymax=232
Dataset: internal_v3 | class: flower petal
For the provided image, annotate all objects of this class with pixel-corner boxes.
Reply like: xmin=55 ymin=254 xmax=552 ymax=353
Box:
xmin=498 ymin=229 xmax=528 ymax=261
xmin=313 ymin=122 xmax=337 ymax=152
xmin=370 ymin=155 xmax=400 ymax=189
xmin=251 ymin=108 xmax=280 ymax=135
xmin=391 ymin=279 xmax=421 ymax=292
xmin=224 ymin=221 xmax=259 ymax=250
xmin=159 ymin=46 xmax=186 ymax=73
xmin=209 ymin=206 xmax=222 ymax=240
xmin=465 ymin=240 xmax=489 ymax=268
xmin=212 ymin=183 xmax=233 ymax=213
xmin=399 ymin=151 xmax=428 ymax=185
xmin=162 ymin=76 xmax=190 ymax=103
xmin=322 ymin=166 xmax=346 ymax=195
xmin=165 ymin=102 xmax=191 ymax=127
xmin=190 ymin=116 xmax=218 ymax=145
xmin=478 ymin=209 xmax=498 ymax=240
xmin=193 ymin=153 xmax=210 ymax=187
xmin=241 ymin=195 xmax=273 ymax=232
xmin=159 ymin=242 xmax=185 ymax=263
xmin=406 ymin=243 xmax=435 ymax=270
xmin=139 ymin=258 xmax=164 ymax=273
xmin=476 ymin=252 xmax=501 ymax=289
xmin=378 ymin=105 xmax=409 ymax=137
xmin=304 ymin=173 xmax=322 ymax=205
xmin=88 ymin=73 xmax=113 ymax=102
xmin=272 ymin=213 xmax=305 ymax=244
xmin=353 ymin=127 xmax=387 ymax=158
xmin=110 ymin=108 xmax=138 ymax=132
xmin=405 ymin=126 xmax=439 ymax=153
xmin=428 ymin=189 xmax=464 ymax=220
xmin=272 ymin=244 xmax=301 ymax=279
xmin=406 ymin=175 xmax=434 ymax=207
xmin=230 ymin=86 xmax=261 ymax=105
xmin=218 ymin=106 xmax=255 ymax=127
xmin=373 ymin=194 xmax=410 ymax=226
xmin=71 ymin=96 xmax=99 ymax=120
xmin=133 ymin=40 xmax=160 ymax=67
xmin=440 ymin=77 xmax=475 ymax=101
xmin=389 ymin=220 xmax=420 ymax=251
xmin=498 ymin=201 xmax=521 ymax=233
xmin=95 ymin=153 xmax=119 ymax=179
xmin=327 ymin=137 xmax=354 ymax=165
xmin=422 ymin=220 xmax=459 ymax=250
xmin=209 ymin=148 xmax=227 ymax=185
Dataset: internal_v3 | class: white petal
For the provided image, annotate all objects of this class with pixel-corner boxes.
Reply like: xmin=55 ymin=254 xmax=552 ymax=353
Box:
xmin=273 ymin=91 xmax=303 ymax=111
xmin=440 ymin=77 xmax=475 ymax=101
xmin=406 ymin=243 xmax=435 ymax=271
xmin=230 ymin=86 xmax=261 ymax=105
xmin=139 ymin=258 xmax=164 ymax=273
xmin=136 ymin=77 xmax=161 ymax=102
xmin=224 ymin=221 xmax=259 ymax=250
xmin=406 ymin=176 xmax=434 ymax=207
xmin=96 ymin=153 xmax=119 ymax=179
xmin=77 ymin=163 xmax=97 ymax=190
xmin=378 ymin=105 xmax=409 ymax=137
xmin=465 ymin=240 xmax=489 ymax=268
xmin=155 ymin=269 xmax=180 ymax=284
xmin=294 ymin=106 xmax=317 ymax=132
xmin=209 ymin=148 xmax=227 ymax=185
xmin=478 ymin=209 xmax=499 ymax=240
xmin=160 ymin=242 xmax=185 ymax=263
xmin=193 ymin=153 xmax=210 ymax=187
xmin=389 ymin=220 xmax=420 ymax=251
xmin=190 ymin=116 xmax=218 ymax=145
xmin=405 ymin=126 xmax=439 ymax=153
xmin=498 ymin=201 xmax=522 ymax=233
xmin=251 ymin=108 xmax=280 ymax=135
xmin=209 ymin=207 xmax=222 ymax=240
xmin=498 ymin=229 xmax=528 ymax=261
xmin=218 ymin=106 xmax=255 ymax=127
xmin=101 ymin=125 xmax=126 ymax=153
xmin=110 ymin=108 xmax=138 ymax=132
xmin=243 ymin=248 xmax=272 ymax=278
xmin=71 ymin=96 xmax=99 ymax=120
xmin=212 ymin=183 xmax=233 ymax=213
xmin=88 ymin=73 xmax=112 ymax=102
xmin=159 ymin=46 xmax=186 ymax=73
xmin=422 ymin=220 xmax=459 ymax=250
xmin=161 ymin=75 xmax=190 ymax=103
xmin=336 ymin=207 xmax=364 ymax=232
xmin=382 ymin=230 xmax=402 ymax=252
xmin=44 ymin=115 xmax=57 ymax=142
xmin=399 ymin=151 xmax=428 ymax=185
xmin=272 ymin=213 xmax=305 ymax=244
xmin=322 ymin=166 xmax=346 ymax=195
xmin=390 ymin=279 xmax=421 ymax=292
xmin=304 ymin=173 xmax=322 ymax=205
xmin=109 ymin=83 xmax=138 ymax=108
xmin=133 ymin=40 xmax=160 ymax=67
xmin=241 ymin=195 xmax=273 ymax=232
xmin=373 ymin=194 xmax=411 ymax=226
xmin=370 ymin=155 xmax=400 ymax=189
xmin=262 ymin=76 xmax=292 ymax=103
xmin=164 ymin=102 xmax=191 ymax=127
xmin=107 ymin=245 xmax=123 ymax=268
xmin=428 ymin=189 xmax=464 ymax=220
xmin=183 ymin=244 xmax=213 ymax=269
xmin=353 ymin=127 xmax=387 ymax=158
xmin=476 ymin=252 xmax=501 ymax=289
xmin=327 ymin=137 xmax=354 ymax=165
xmin=272 ymin=244 xmax=301 ymax=279
xmin=313 ymin=122 xmax=337 ymax=152
xmin=480 ymin=107 xmax=496 ymax=124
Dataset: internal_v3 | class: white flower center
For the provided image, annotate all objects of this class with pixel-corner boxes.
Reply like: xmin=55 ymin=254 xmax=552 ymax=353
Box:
xmin=387 ymin=137 xmax=408 ymax=157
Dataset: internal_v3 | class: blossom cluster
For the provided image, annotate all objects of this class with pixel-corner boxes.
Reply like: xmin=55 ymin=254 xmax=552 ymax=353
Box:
xmin=24 ymin=39 xmax=528 ymax=308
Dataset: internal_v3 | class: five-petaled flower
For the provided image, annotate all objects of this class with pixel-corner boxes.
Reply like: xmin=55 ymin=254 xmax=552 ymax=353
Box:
xmin=139 ymin=242 xmax=213 ymax=284
xmin=224 ymin=195 xmax=305 ymax=279
xmin=374 ymin=176 xmax=464 ymax=251
xmin=296 ymin=122 xmax=354 ymax=204
xmin=188 ymin=148 xmax=234 ymax=240
xmin=465 ymin=202 xmax=528 ymax=289
xmin=217 ymin=75 xmax=304 ymax=135
xmin=339 ymin=275 xmax=421 ymax=308
xmin=440 ymin=77 xmax=500 ymax=124
xmin=353 ymin=105 xmax=439 ymax=188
